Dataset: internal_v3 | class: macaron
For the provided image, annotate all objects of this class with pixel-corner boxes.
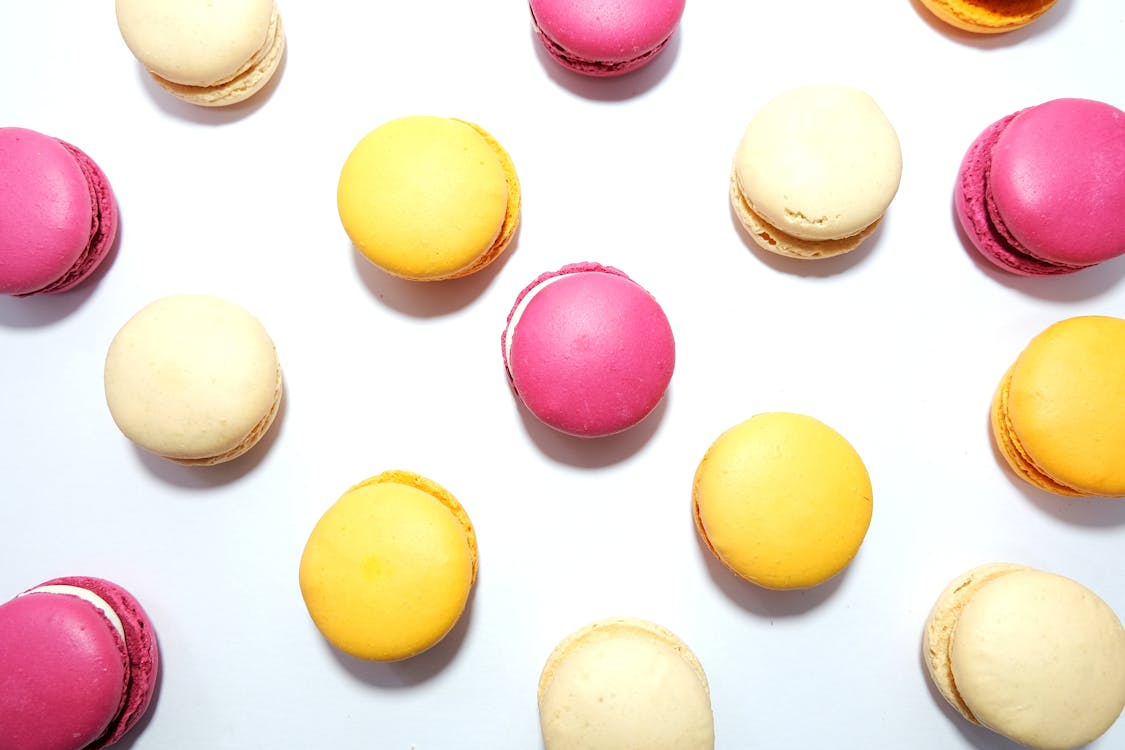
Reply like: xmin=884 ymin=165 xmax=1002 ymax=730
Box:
xmin=0 ymin=127 xmax=118 ymax=297
xmin=955 ymin=98 xmax=1125 ymax=276
xmin=0 ymin=576 xmax=160 ymax=750
xmin=115 ymin=0 xmax=285 ymax=107
xmin=299 ymin=470 xmax=477 ymax=661
xmin=529 ymin=0 xmax=686 ymax=77
xmin=730 ymin=84 xmax=902 ymax=259
xmin=104 ymin=294 xmax=283 ymax=465
xmin=990 ymin=316 xmax=1125 ymax=498
xmin=337 ymin=116 xmax=520 ymax=281
xmin=923 ymin=564 xmax=1125 ymax=750
xmin=538 ymin=617 xmax=714 ymax=750
xmin=501 ymin=262 xmax=675 ymax=438
xmin=919 ymin=0 xmax=1056 ymax=34
xmin=693 ymin=412 xmax=873 ymax=590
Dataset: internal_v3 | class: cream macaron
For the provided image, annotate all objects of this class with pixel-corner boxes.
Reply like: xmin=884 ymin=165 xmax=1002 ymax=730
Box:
xmin=115 ymin=0 xmax=285 ymax=107
xmin=923 ymin=564 xmax=1125 ymax=749
xmin=538 ymin=617 xmax=714 ymax=750
xmin=730 ymin=84 xmax=902 ymax=259
xmin=104 ymin=294 xmax=282 ymax=465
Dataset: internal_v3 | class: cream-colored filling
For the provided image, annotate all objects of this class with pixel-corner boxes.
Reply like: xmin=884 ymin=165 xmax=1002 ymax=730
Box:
xmin=503 ymin=273 xmax=577 ymax=367
xmin=20 ymin=584 xmax=125 ymax=641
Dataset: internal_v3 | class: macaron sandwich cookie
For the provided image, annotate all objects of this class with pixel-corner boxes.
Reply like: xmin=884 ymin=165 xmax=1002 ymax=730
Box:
xmin=923 ymin=564 xmax=1125 ymax=750
xmin=502 ymin=262 xmax=675 ymax=438
xmin=0 ymin=128 xmax=118 ymax=297
xmin=529 ymin=0 xmax=686 ymax=77
xmin=538 ymin=617 xmax=714 ymax=750
xmin=115 ymin=0 xmax=285 ymax=106
xmin=337 ymin=116 xmax=521 ymax=281
xmin=990 ymin=316 xmax=1125 ymax=498
xmin=693 ymin=412 xmax=873 ymax=589
xmin=956 ymin=98 xmax=1125 ymax=276
xmin=299 ymin=471 xmax=477 ymax=661
xmin=730 ymin=84 xmax=902 ymax=259
xmin=919 ymin=0 xmax=1057 ymax=34
xmin=0 ymin=576 xmax=160 ymax=750
xmin=104 ymin=294 xmax=283 ymax=465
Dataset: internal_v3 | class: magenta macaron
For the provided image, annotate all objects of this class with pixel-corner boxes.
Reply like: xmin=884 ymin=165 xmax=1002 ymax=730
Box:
xmin=529 ymin=0 xmax=685 ymax=77
xmin=955 ymin=98 xmax=1125 ymax=276
xmin=0 ymin=576 xmax=160 ymax=750
xmin=502 ymin=262 xmax=675 ymax=438
xmin=0 ymin=127 xmax=119 ymax=297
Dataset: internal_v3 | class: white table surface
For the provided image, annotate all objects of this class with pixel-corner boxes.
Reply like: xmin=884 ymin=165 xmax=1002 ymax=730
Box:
xmin=3 ymin=1 xmax=1125 ymax=748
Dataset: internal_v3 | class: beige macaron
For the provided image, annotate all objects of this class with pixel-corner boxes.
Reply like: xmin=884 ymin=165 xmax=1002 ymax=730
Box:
xmin=104 ymin=294 xmax=282 ymax=465
xmin=538 ymin=617 xmax=714 ymax=750
xmin=730 ymin=84 xmax=902 ymax=259
xmin=115 ymin=0 xmax=285 ymax=106
xmin=923 ymin=563 xmax=1125 ymax=750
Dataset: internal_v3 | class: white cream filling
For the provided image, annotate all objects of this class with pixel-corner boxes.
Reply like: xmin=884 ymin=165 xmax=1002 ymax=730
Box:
xmin=20 ymin=584 xmax=126 ymax=642
xmin=503 ymin=273 xmax=577 ymax=368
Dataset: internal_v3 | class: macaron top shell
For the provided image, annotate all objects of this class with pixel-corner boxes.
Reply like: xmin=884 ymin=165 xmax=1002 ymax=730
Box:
xmin=733 ymin=84 xmax=902 ymax=242
xmin=502 ymin=263 xmax=675 ymax=438
xmin=0 ymin=590 xmax=126 ymax=750
xmin=104 ymin=294 xmax=281 ymax=464
xmin=538 ymin=617 xmax=714 ymax=750
xmin=529 ymin=0 xmax=685 ymax=72
xmin=115 ymin=0 xmax=276 ymax=87
xmin=1003 ymin=316 xmax=1125 ymax=497
xmin=337 ymin=116 xmax=520 ymax=281
xmin=693 ymin=412 xmax=873 ymax=589
xmin=0 ymin=128 xmax=117 ymax=296
xmin=299 ymin=471 xmax=477 ymax=661
xmin=989 ymin=98 xmax=1125 ymax=267
xmin=952 ymin=569 xmax=1125 ymax=750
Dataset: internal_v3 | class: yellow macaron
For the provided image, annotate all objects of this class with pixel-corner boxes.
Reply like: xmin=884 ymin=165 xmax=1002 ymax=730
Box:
xmin=991 ymin=316 xmax=1125 ymax=498
xmin=337 ymin=115 xmax=520 ymax=281
xmin=298 ymin=470 xmax=477 ymax=661
xmin=693 ymin=412 xmax=873 ymax=589
xmin=918 ymin=0 xmax=1057 ymax=34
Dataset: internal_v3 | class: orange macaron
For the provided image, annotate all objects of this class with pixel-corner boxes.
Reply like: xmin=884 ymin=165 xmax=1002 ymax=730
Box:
xmin=991 ymin=316 xmax=1125 ymax=498
xmin=918 ymin=0 xmax=1057 ymax=34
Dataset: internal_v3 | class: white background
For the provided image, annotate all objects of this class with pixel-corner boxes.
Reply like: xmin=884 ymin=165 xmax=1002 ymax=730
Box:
xmin=2 ymin=1 xmax=1125 ymax=748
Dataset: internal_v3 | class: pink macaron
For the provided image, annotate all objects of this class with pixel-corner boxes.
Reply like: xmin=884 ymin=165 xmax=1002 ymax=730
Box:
xmin=0 ymin=576 xmax=160 ymax=750
xmin=529 ymin=0 xmax=685 ymax=77
xmin=502 ymin=262 xmax=675 ymax=437
xmin=0 ymin=127 xmax=119 ymax=297
xmin=955 ymin=98 xmax=1125 ymax=276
